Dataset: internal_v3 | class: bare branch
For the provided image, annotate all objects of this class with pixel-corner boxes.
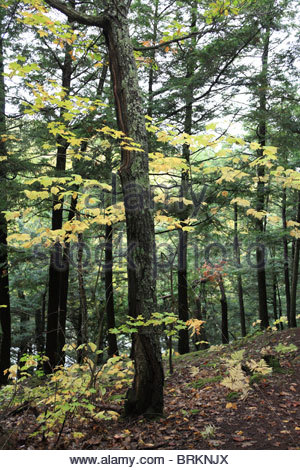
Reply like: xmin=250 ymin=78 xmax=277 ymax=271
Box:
xmin=44 ymin=0 xmax=106 ymax=27
xmin=133 ymin=30 xmax=214 ymax=52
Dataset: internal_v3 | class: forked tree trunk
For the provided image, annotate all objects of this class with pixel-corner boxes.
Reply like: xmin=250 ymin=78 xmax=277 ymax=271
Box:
xmin=0 ymin=21 xmax=11 ymax=385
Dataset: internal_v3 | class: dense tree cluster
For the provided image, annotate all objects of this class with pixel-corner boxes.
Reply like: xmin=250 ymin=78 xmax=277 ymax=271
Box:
xmin=0 ymin=0 xmax=299 ymax=417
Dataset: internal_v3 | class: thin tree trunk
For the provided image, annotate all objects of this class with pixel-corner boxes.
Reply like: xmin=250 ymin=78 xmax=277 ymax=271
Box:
xmin=178 ymin=5 xmax=197 ymax=355
xmin=290 ymin=191 xmax=300 ymax=328
xmin=0 ymin=20 xmax=11 ymax=385
xmin=233 ymin=203 xmax=247 ymax=336
xmin=45 ymin=11 xmax=74 ymax=372
xmin=277 ymin=284 xmax=284 ymax=330
xmin=256 ymin=23 xmax=270 ymax=330
xmin=282 ymin=187 xmax=291 ymax=326
xmin=178 ymin=229 xmax=189 ymax=354
xmin=272 ymin=273 xmax=278 ymax=327
xmin=56 ymin=193 xmax=78 ymax=363
xmin=147 ymin=0 xmax=159 ymax=120
xmin=105 ymin=222 xmax=118 ymax=357
xmin=194 ymin=296 xmax=209 ymax=350
xmin=35 ymin=290 xmax=46 ymax=355
xmin=77 ymin=230 xmax=88 ymax=363
xmin=105 ymin=155 xmax=118 ymax=358
xmin=218 ymin=276 xmax=229 ymax=344
xmin=18 ymin=291 xmax=29 ymax=360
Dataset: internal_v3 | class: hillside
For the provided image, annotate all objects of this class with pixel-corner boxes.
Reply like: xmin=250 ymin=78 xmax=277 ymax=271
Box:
xmin=1 ymin=328 xmax=300 ymax=450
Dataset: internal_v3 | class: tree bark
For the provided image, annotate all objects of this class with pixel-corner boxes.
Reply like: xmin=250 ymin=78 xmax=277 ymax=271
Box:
xmin=282 ymin=187 xmax=291 ymax=326
xmin=76 ymin=230 xmax=88 ymax=363
xmin=45 ymin=0 xmax=164 ymax=417
xmin=35 ymin=290 xmax=46 ymax=355
xmin=18 ymin=291 xmax=29 ymax=360
xmin=104 ymin=154 xmax=118 ymax=358
xmin=290 ymin=191 xmax=300 ymax=328
xmin=272 ymin=272 xmax=278 ymax=327
xmin=255 ymin=23 xmax=270 ymax=330
xmin=105 ymin=222 xmax=118 ymax=357
xmin=218 ymin=276 xmax=229 ymax=344
xmin=194 ymin=296 xmax=209 ymax=350
xmin=177 ymin=4 xmax=197 ymax=355
xmin=103 ymin=5 xmax=164 ymax=416
xmin=45 ymin=9 xmax=74 ymax=372
xmin=233 ymin=203 xmax=247 ymax=336
xmin=0 ymin=20 xmax=11 ymax=386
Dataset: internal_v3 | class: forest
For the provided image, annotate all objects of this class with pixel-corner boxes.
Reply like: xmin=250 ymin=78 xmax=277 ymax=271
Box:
xmin=0 ymin=0 xmax=300 ymax=451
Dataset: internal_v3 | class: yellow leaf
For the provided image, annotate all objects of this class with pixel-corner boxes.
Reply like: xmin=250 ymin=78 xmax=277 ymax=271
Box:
xmin=4 ymin=211 xmax=20 ymax=220
xmin=250 ymin=141 xmax=261 ymax=150
xmin=205 ymin=123 xmax=217 ymax=131
xmin=73 ymin=174 xmax=83 ymax=184
xmin=230 ymin=198 xmax=250 ymax=207
xmin=88 ymin=342 xmax=97 ymax=352
xmin=7 ymin=233 xmax=31 ymax=242
xmin=246 ymin=208 xmax=268 ymax=220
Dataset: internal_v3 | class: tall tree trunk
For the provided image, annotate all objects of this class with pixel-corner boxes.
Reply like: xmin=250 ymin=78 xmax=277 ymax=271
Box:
xmin=256 ymin=23 xmax=270 ymax=330
xmin=104 ymin=5 xmax=163 ymax=416
xmin=218 ymin=276 xmax=229 ymax=344
xmin=282 ymin=187 xmax=291 ymax=326
xmin=77 ymin=230 xmax=88 ymax=363
xmin=45 ymin=12 xmax=73 ymax=372
xmin=0 ymin=19 xmax=11 ymax=385
xmin=290 ymin=191 xmax=300 ymax=328
xmin=18 ymin=291 xmax=29 ymax=360
xmin=45 ymin=0 xmax=164 ymax=417
xmin=233 ymin=203 xmax=247 ymax=336
xmin=272 ymin=272 xmax=279 ymax=327
xmin=178 ymin=228 xmax=189 ymax=354
xmin=147 ymin=0 xmax=159 ymax=120
xmin=105 ymin=223 xmax=118 ymax=357
xmin=56 ymin=193 xmax=78 ymax=363
xmin=276 ymin=284 xmax=284 ymax=330
xmin=177 ymin=4 xmax=197 ymax=355
xmin=105 ymin=156 xmax=118 ymax=358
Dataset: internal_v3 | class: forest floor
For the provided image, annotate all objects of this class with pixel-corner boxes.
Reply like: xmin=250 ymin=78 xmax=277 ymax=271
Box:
xmin=1 ymin=327 xmax=300 ymax=450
